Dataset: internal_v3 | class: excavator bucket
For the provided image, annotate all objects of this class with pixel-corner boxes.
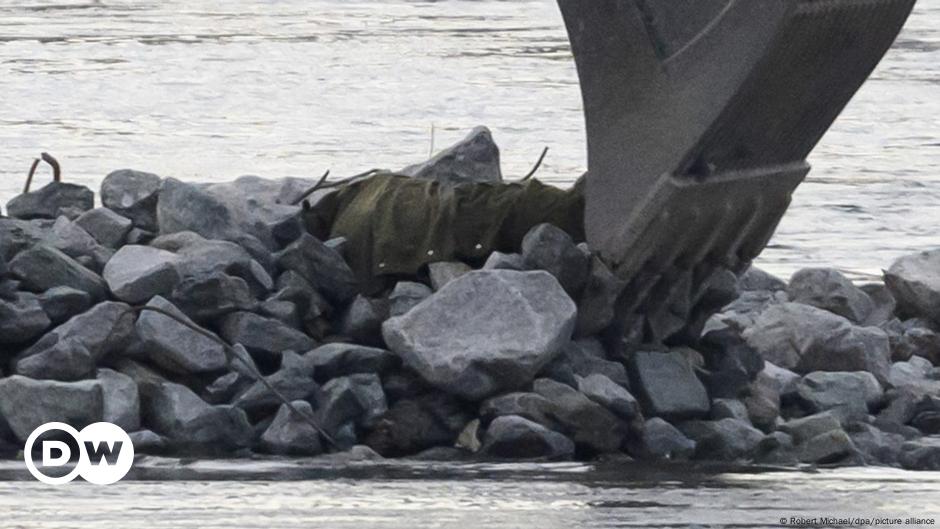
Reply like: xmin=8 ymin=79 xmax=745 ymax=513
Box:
xmin=558 ymin=0 xmax=916 ymax=339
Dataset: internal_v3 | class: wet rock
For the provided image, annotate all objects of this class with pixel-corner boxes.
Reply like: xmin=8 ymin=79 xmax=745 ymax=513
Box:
xmin=521 ymin=223 xmax=590 ymax=297
xmin=364 ymin=393 xmax=471 ymax=457
xmin=779 ymin=412 xmax=842 ymax=444
xmin=18 ymin=301 xmax=134 ymax=368
xmin=798 ymin=430 xmax=857 ymax=464
xmin=0 ymin=375 xmax=103 ymax=442
xmin=136 ymin=296 xmax=228 ymax=374
xmin=743 ymin=302 xmax=891 ymax=384
xmin=401 ymin=126 xmax=502 ymax=184
xmin=103 ymin=245 xmax=181 ymax=304
xmin=884 ymin=250 xmax=940 ymax=323
xmin=276 ymin=233 xmax=358 ymax=305
xmin=787 ymin=268 xmax=873 ymax=323
xmin=37 ymin=286 xmax=92 ymax=324
xmin=577 ymin=374 xmax=641 ymax=420
xmin=306 ymin=343 xmax=399 ymax=381
xmin=482 ymin=251 xmax=525 ymax=271
xmin=532 ymin=378 xmax=627 ymax=454
xmin=711 ymin=399 xmax=750 ymax=423
xmin=220 ymin=311 xmax=315 ymax=364
xmin=388 ymin=281 xmax=432 ymax=317
xmin=74 ymin=207 xmax=133 ymax=248
xmin=142 ymin=381 xmax=252 ymax=453
xmin=100 ymin=169 xmax=162 ymax=230
xmin=738 ymin=266 xmax=787 ymax=292
xmin=316 ymin=374 xmax=387 ymax=443
xmin=634 ymin=418 xmax=696 ymax=460
xmin=796 ymin=371 xmax=883 ymax=417
xmin=97 ymin=368 xmax=141 ymax=432
xmin=14 ymin=339 xmax=95 ymax=381
xmin=575 ymin=256 xmax=625 ymax=337
xmin=481 ymin=416 xmax=575 ymax=460
xmin=629 ymin=351 xmax=710 ymax=420
xmin=428 ymin=261 xmax=472 ymax=291
xmin=9 ymin=245 xmax=108 ymax=299
xmin=337 ymin=295 xmax=387 ymax=346
xmin=383 ymin=270 xmax=576 ymax=401
xmin=0 ymin=293 xmax=51 ymax=345
xmin=261 ymin=401 xmax=324 ymax=456
xmin=232 ymin=352 xmax=317 ymax=417
xmin=170 ymin=272 xmax=255 ymax=321
xmin=678 ymin=419 xmax=765 ymax=461
xmin=6 ymin=182 xmax=94 ymax=220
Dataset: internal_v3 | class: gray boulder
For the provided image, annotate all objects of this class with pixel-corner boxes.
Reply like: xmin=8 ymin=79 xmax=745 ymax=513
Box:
xmin=888 ymin=356 xmax=940 ymax=397
xmin=232 ymin=352 xmax=317 ymax=416
xmin=521 ymin=223 xmax=590 ymax=297
xmin=678 ymin=418 xmax=765 ymax=461
xmin=170 ymin=272 xmax=255 ymax=321
xmin=276 ymin=233 xmax=358 ymax=305
xmin=635 ymin=418 xmax=696 ymax=460
xmin=482 ymin=251 xmax=525 ymax=271
xmin=711 ymin=399 xmax=751 ymax=423
xmin=899 ymin=439 xmax=940 ymax=471
xmin=305 ymin=343 xmax=399 ymax=381
xmin=316 ymin=374 xmax=387 ymax=441
xmin=100 ymin=169 xmax=162 ymax=230
xmin=6 ymin=182 xmax=94 ymax=220
xmin=481 ymin=416 xmax=575 ymax=460
xmin=479 ymin=392 xmax=560 ymax=430
xmin=884 ymin=250 xmax=940 ymax=323
xmin=532 ymin=378 xmax=627 ymax=454
xmin=103 ymin=245 xmax=181 ymax=304
xmin=787 ymin=268 xmax=873 ymax=323
xmin=15 ymin=339 xmax=95 ymax=381
xmin=142 ymin=381 xmax=252 ymax=453
xmin=170 ymin=236 xmax=273 ymax=297
xmin=401 ymin=126 xmax=502 ymax=184
xmin=220 ymin=311 xmax=316 ymax=363
xmin=337 ymin=295 xmax=387 ymax=346
xmin=136 ymin=296 xmax=228 ymax=374
xmin=74 ymin=207 xmax=133 ymax=248
xmin=388 ymin=281 xmax=432 ymax=317
xmin=629 ymin=351 xmax=710 ymax=419
xmin=428 ymin=262 xmax=472 ymax=291
xmin=37 ymin=286 xmax=92 ymax=324
xmin=796 ymin=371 xmax=883 ymax=416
xmin=738 ymin=266 xmax=787 ymax=292
xmin=743 ymin=302 xmax=891 ymax=384
xmin=847 ymin=422 xmax=906 ymax=466
xmin=9 ymin=245 xmax=108 ymax=299
xmin=261 ymin=401 xmax=324 ymax=456
xmin=42 ymin=216 xmax=109 ymax=266
xmin=576 ymin=374 xmax=640 ymax=420
xmin=0 ymin=293 xmax=50 ymax=345
xmin=0 ymin=376 xmax=103 ymax=442
xmin=383 ymin=270 xmax=576 ymax=401
xmin=779 ymin=412 xmax=842 ymax=444
xmin=17 ymin=301 xmax=134 ymax=369
xmin=541 ymin=338 xmax=630 ymax=388
xmin=798 ymin=430 xmax=857 ymax=464
xmin=760 ymin=362 xmax=801 ymax=397
xmin=97 ymin=368 xmax=141 ymax=432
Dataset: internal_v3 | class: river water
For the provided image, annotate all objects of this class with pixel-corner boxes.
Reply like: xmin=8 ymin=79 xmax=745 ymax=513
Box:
xmin=0 ymin=0 xmax=938 ymax=279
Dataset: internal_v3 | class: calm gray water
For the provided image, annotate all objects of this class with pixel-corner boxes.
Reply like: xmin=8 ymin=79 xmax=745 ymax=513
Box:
xmin=0 ymin=0 xmax=938 ymax=279
xmin=0 ymin=458 xmax=938 ymax=528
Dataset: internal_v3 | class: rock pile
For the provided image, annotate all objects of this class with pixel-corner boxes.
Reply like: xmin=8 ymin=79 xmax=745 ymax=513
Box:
xmin=1 ymin=129 xmax=938 ymax=469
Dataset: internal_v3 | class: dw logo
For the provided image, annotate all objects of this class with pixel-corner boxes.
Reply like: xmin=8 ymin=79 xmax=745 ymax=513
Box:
xmin=24 ymin=422 xmax=134 ymax=485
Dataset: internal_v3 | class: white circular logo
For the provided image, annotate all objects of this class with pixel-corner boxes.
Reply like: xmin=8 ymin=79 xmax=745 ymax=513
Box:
xmin=24 ymin=422 xmax=134 ymax=485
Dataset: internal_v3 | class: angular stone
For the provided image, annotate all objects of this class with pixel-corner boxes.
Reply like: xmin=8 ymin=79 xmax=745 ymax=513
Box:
xmin=306 ymin=343 xmax=399 ymax=381
xmin=0 ymin=292 xmax=51 ymax=345
xmin=37 ymin=286 xmax=92 ymax=324
xmin=388 ymin=281 xmax=432 ymax=318
xmin=532 ymin=378 xmax=627 ymax=454
xmin=100 ymin=169 xmax=162 ymax=230
xmin=0 ymin=375 xmax=103 ymax=442
xmin=401 ymin=126 xmax=502 ymax=184
xmin=103 ymin=245 xmax=181 ymax=304
xmin=885 ymin=250 xmax=940 ymax=323
xmin=738 ymin=266 xmax=787 ymax=292
xmin=232 ymin=352 xmax=317 ymax=417
xmin=14 ymin=339 xmax=95 ymax=381
xmin=787 ymin=268 xmax=873 ymax=323
xmin=630 ymin=351 xmax=710 ymax=420
xmin=521 ymin=223 xmax=590 ymax=297
xmin=575 ymin=256 xmax=625 ymax=337
xmin=481 ymin=416 xmax=575 ymax=460
xmin=798 ymin=430 xmax=857 ymax=464
xmin=136 ymin=296 xmax=228 ymax=374
xmin=711 ymin=399 xmax=750 ymax=423
xmin=847 ymin=422 xmax=906 ymax=466
xmin=428 ymin=261 xmax=472 ymax=291
xmin=42 ymin=216 xmax=105 ymax=265
xmin=760 ymin=362 xmax=801 ymax=397
xmin=9 ymin=245 xmax=107 ymax=299
xmin=203 ymin=371 xmax=251 ymax=405
xmin=635 ymin=417 xmax=696 ymax=460
xmin=577 ymin=374 xmax=640 ymax=420
xmin=6 ymin=182 xmax=94 ymax=220
xmin=678 ymin=418 xmax=765 ymax=461
xmin=171 ymin=272 xmax=255 ymax=321
xmin=482 ymin=251 xmax=525 ymax=271
xmin=261 ymin=401 xmax=324 ymax=456
xmin=779 ymin=412 xmax=842 ymax=444
xmin=74 ymin=207 xmax=133 ymax=248
xmin=97 ymin=368 xmax=141 ymax=432
xmin=743 ymin=302 xmax=891 ymax=384
xmin=276 ymin=233 xmax=358 ymax=305
xmin=316 ymin=374 xmax=387 ymax=440
xmin=383 ymin=270 xmax=576 ymax=401
xmin=545 ymin=339 xmax=631 ymax=389
xmin=337 ymin=295 xmax=387 ymax=346
xmin=170 ymin=236 xmax=273 ymax=297
xmin=220 ymin=311 xmax=316 ymax=363
xmin=796 ymin=371 xmax=883 ymax=416
xmin=142 ymin=381 xmax=252 ymax=453
xmin=18 ymin=301 xmax=134 ymax=366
